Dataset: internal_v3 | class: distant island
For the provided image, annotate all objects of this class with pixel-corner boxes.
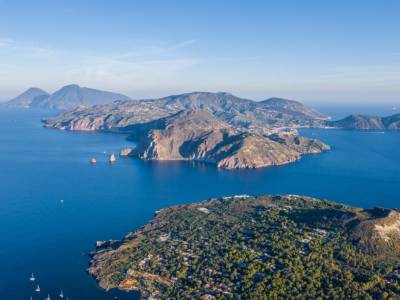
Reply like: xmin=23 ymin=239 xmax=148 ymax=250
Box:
xmin=327 ymin=113 xmax=400 ymax=130
xmin=43 ymin=91 xmax=330 ymax=169
xmin=89 ymin=194 xmax=400 ymax=299
xmin=4 ymin=84 xmax=130 ymax=110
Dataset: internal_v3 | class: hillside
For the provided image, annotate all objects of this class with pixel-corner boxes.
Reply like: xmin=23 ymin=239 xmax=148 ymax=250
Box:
xmin=88 ymin=195 xmax=400 ymax=299
xmin=43 ymin=91 xmax=329 ymax=132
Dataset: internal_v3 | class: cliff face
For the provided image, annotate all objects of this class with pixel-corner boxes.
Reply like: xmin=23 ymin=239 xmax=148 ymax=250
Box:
xmin=126 ymin=110 xmax=329 ymax=169
xmin=327 ymin=114 xmax=400 ymax=130
xmin=43 ymin=92 xmax=328 ymax=132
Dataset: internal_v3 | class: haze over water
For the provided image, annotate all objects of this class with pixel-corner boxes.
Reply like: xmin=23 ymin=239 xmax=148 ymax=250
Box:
xmin=0 ymin=108 xmax=399 ymax=299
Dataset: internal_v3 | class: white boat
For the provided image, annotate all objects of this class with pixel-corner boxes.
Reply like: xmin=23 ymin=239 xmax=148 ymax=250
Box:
xmin=45 ymin=294 xmax=51 ymax=300
xmin=35 ymin=284 xmax=41 ymax=292
xmin=29 ymin=273 xmax=35 ymax=281
xmin=90 ymin=158 xmax=97 ymax=164
xmin=59 ymin=290 xmax=64 ymax=298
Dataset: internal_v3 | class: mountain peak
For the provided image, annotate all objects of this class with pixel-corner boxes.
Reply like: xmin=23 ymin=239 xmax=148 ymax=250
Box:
xmin=5 ymin=87 xmax=49 ymax=108
xmin=6 ymin=84 xmax=131 ymax=110
xmin=61 ymin=84 xmax=81 ymax=89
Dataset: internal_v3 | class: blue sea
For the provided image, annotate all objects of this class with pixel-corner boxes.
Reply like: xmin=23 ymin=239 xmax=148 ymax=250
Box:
xmin=0 ymin=108 xmax=399 ymax=300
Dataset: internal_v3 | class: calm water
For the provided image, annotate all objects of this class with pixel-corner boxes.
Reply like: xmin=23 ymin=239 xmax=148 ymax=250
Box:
xmin=0 ymin=109 xmax=399 ymax=300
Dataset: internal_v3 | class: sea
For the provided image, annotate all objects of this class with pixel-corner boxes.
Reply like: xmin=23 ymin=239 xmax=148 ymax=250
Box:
xmin=0 ymin=107 xmax=399 ymax=300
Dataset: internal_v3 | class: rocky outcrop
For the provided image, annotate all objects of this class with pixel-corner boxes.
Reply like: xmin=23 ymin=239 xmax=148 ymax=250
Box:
xmin=269 ymin=131 xmax=331 ymax=154
xmin=327 ymin=114 xmax=400 ymax=130
xmin=43 ymin=92 xmax=328 ymax=132
xmin=126 ymin=109 xmax=329 ymax=169
xmin=119 ymin=147 xmax=134 ymax=157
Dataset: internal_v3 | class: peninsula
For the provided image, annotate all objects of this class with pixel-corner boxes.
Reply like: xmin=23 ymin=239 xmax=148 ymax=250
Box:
xmin=89 ymin=195 xmax=400 ymax=299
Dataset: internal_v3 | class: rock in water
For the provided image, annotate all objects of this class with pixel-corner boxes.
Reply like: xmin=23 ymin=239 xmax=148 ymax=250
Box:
xmin=119 ymin=147 xmax=133 ymax=157
xmin=109 ymin=153 xmax=116 ymax=163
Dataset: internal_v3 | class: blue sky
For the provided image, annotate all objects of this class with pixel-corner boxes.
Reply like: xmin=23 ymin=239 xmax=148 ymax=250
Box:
xmin=0 ymin=0 xmax=399 ymax=103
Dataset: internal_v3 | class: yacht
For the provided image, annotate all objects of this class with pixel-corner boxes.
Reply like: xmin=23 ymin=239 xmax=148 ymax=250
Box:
xmin=29 ymin=273 xmax=35 ymax=281
xmin=45 ymin=294 xmax=51 ymax=300
xmin=59 ymin=290 xmax=64 ymax=298
xmin=35 ymin=284 xmax=41 ymax=292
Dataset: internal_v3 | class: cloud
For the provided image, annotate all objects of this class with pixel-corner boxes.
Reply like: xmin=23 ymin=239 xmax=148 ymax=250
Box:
xmin=0 ymin=38 xmax=14 ymax=48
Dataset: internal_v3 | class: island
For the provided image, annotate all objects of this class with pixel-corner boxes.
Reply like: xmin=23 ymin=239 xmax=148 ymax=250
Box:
xmin=89 ymin=195 xmax=400 ymax=299
xmin=327 ymin=113 xmax=400 ymax=130
xmin=42 ymin=92 xmax=330 ymax=169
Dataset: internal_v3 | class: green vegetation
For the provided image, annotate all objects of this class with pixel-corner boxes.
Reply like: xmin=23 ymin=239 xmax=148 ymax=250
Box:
xmin=88 ymin=195 xmax=400 ymax=299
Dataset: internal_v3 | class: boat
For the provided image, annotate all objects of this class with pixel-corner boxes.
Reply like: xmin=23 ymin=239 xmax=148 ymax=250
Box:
xmin=35 ymin=284 xmax=40 ymax=292
xmin=59 ymin=290 xmax=64 ymax=298
xmin=29 ymin=272 xmax=35 ymax=281
xmin=108 ymin=153 xmax=116 ymax=163
xmin=45 ymin=294 xmax=51 ymax=300
xmin=60 ymin=199 xmax=64 ymax=204
xmin=90 ymin=158 xmax=97 ymax=164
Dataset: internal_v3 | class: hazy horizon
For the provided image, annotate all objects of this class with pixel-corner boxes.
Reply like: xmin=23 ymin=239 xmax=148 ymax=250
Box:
xmin=1 ymin=0 xmax=399 ymax=104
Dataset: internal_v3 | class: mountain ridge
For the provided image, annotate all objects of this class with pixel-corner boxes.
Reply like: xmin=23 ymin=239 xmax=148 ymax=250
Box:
xmin=43 ymin=91 xmax=329 ymax=132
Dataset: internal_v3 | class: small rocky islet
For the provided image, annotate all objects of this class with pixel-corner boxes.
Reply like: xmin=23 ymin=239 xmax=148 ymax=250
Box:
xmin=88 ymin=195 xmax=400 ymax=299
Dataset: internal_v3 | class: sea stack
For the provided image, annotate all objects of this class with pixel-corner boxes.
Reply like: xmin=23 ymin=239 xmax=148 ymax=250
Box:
xmin=119 ymin=147 xmax=133 ymax=157
xmin=109 ymin=153 xmax=116 ymax=163
xmin=90 ymin=158 xmax=97 ymax=164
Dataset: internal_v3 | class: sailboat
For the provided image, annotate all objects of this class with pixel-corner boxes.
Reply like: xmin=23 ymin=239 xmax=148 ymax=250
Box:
xmin=45 ymin=294 xmax=51 ymax=300
xmin=109 ymin=153 xmax=116 ymax=163
xmin=30 ymin=273 xmax=36 ymax=281
xmin=59 ymin=290 xmax=64 ymax=298
xmin=35 ymin=284 xmax=41 ymax=292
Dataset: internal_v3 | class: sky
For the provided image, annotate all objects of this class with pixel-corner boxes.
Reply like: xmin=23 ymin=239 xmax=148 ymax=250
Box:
xmin=0 ymin=0 xmax=399 ymax=104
